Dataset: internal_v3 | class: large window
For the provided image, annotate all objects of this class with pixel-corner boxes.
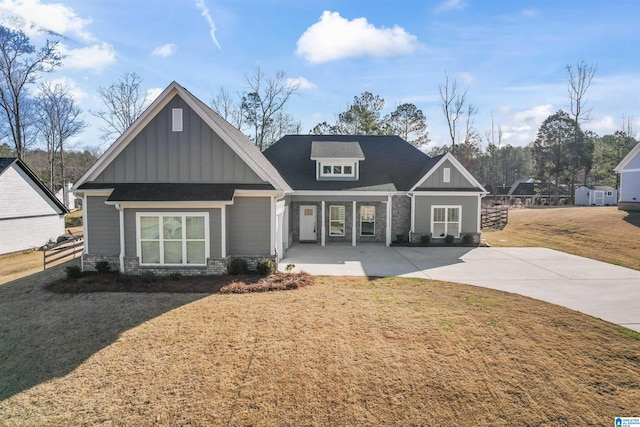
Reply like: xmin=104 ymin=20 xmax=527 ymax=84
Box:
xmin=431 ymin=206 xmax=461 ymax=238
xmin=329 ymin=205 xmax=345 ymax=236
xmin=137 ymin=213 xmax=208 ymax=265
xmin=360 ymin=206 xmax=375 ymax=236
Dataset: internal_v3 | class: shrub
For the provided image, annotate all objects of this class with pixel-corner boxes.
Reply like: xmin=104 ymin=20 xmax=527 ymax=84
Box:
xmin=65 ymin=216 xmax=82 ymax=227
xmin=65 ymin=265 xmax=82 ymax=279
xmin=420 ymin=234 xmax=431 ymax=245
xmin=140 ymin=271 xmax=156 ymax=284
xmin=444 ymin=234 xmax=455 ymax=244
xmin=285 ymin=263 xmax=296 ymax=273
xmin=95 ymin=261 xmax=111 ymax=274
xmin=395 ymin=233 xmax=406 ymax=244
xmin=462 ymin=234 xmax=474 ymax=244
xmin=256 ymin=259 xmax=276 ymax=276
xmin=229 ymin=258 xmax=248 ymax=275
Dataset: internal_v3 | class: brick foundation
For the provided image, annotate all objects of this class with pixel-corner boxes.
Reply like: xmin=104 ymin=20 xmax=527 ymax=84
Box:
xmin=82 ymin=254 xmax=120 ymax=272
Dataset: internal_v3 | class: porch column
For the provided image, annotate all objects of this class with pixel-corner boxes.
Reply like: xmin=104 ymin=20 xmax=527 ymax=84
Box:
xmin=321 ymin=201 xmax=326 ymax=246
xmin=221 ymin=206 xmax=226 ymax=257
xmin=352 ymin=201 xmax=357 ymax=246
xmin=386 ymin=195 xmax=392 ymax=246
xmin=116 ymin=203 xmax=125 ymax=273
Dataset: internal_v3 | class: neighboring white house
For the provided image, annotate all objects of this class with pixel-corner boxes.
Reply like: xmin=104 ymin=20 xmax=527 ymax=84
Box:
xmin=0 ymin=157 xmax=69 ymax=254
xmin=55 ymin=182 xmax=77 ymax=210
xmin=575 ymin=186 xmax=617 ymax=206
xmin=614 ymin=142 xmax=640 ymax=211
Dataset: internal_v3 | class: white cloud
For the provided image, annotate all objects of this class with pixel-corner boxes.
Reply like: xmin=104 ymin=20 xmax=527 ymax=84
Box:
xmin=457 ymin=72 xmax=475 ymax=85
xmin=499 ymin=104 xmax=554 ymax=145
xmin=195 ymin=0 xmax=222 ymax=51
xmin=42 ymin=77 xmax=88 ymax=102
xmin=434 ymin=0 xmax=467 ymax=13
xmin=287 ymin=77 xmax=316 ymax=90
xmin=296 ymin=11 xmax=421 ymax=63
xmin=59 ymin=42 xmax=116 ymax=72
xmin=513 ymin=104 xmax=553 ymax=124
xmin=521 ymin=9 xmax=539 ymax=17
xmin=587 ymin=115 xmax=617 ymax=135
xmin=146 ymin=87 xmax=164 ymax=103
xmin=0 ymin=0 xmax=94 ymax=41
xmin=152 ymin=43 xmax=177 ymax=57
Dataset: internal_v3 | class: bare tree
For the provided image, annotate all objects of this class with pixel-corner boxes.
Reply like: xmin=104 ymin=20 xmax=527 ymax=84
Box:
xmin=91 ymin=72 xmax=148 ymax=142
xmin=485 ymin=114 xmax=503 ymax=202
xmin=210 ymin=86 xmax=243 ymax=129
xmin=242 ymin=67 xmax=300 ymax=151
xmin=439 ymin=71 xmax=469 ymax=155
xmin=35 ymin=82 xmax=87 ymax=205
xmin=0 ymin=26 xmax=62 ymax=160
xmin=566 ymin=60 xmax=596 ymax=125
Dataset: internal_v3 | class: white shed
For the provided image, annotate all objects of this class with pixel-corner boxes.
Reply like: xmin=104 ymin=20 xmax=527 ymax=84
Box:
xmin=575 ymin=186 xmax=617 ymax=206
xmin=0 ymin=157 xmax=69 ymax=254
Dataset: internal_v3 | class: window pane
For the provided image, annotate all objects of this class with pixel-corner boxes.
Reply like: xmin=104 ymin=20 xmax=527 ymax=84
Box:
xmin=323 ymin=165 xmax=331 ymax=174
xmin=186 ymin=216 xmax=205 ymax=239
xmin=448 ymin=208 xmax=459 ymax=222
xmin=141 ymin=241 xmax=160 ymax=264
xmin=163 ymin=216 xmax=182 ymax=240
xmin=448 ymin=223 xmax=460 ymax=237
xmin=333 ymin=165 xmax=341 ymax=174
xmin=330 ymin=221 xmax=344 ymax=236
xmin=361 ymin=221 xmax=374 ymax=236
xmin=140 ymin=217 xmax=159 ymax=239
xmin=331 ymin=205 xmax=345 ymax=220
xmin=361 ymin=206 xmax=375 ymax=221
xmin=164 ymin=241 xmax=183 ymax=264
xmin=187 ymin=241 xmax=206 ymax=264
xmin=433 ymin=208 xmax=445 ymax=222
xmin=433 ymin=223 xmax=446 ymax=237
xmin=344 ymin=165 xmax=353 ymax=174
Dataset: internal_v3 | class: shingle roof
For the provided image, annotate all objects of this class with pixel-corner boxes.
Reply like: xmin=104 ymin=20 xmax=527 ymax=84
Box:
xmin=77 ymin=182 xmax=274 ymax=202
xmin=263 ymin=135 xmax=438 ymax=191
xmin=0 ymin=157 xmax=69 ymax=214
xmin=310 ymin=140 xmax=365 ymax=160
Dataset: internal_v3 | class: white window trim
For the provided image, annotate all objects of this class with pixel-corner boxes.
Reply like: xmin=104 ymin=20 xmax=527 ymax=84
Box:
xmin=319 ymin=161 xmax=357 ymax=178
xmin=329 ymin=205 xmax=345 ymax=236
xmin=430 ymin=205 xmax=462 ymax=238
xmin=443 ymin=167 xmax=451 ymax=183
xmin=136 ymin=212 xmax=210 ymax=266
xmin=360 ymin=205 xmax=375 ymax=237
xmin=172 ymin=108 xmax=183 ymax=132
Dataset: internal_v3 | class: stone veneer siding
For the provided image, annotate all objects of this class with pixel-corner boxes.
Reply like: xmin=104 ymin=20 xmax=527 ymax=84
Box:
xmin=391 ymin=195 xmax=411 ymax=242
xmin=83 ymin=254 xmax=120 ymax=272
xmin=409 ymin=231 xmax=481 ymax=245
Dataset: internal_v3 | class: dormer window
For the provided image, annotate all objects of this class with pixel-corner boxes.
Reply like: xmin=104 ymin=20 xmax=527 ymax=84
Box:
xmin=311 ymin=140 xmax=365 ymax=181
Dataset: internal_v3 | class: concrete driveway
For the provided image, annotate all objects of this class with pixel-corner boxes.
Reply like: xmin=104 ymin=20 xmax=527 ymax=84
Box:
xmin=280 ymin=244 xmax=640 ymax=332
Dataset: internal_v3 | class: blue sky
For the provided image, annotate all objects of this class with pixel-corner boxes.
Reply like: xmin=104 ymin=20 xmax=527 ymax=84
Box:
xmin=1 ymin=0 xmax=640 ymax=152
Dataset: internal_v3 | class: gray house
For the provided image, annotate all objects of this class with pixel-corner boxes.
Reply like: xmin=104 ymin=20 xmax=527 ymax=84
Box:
xmin=575 ymin=185 xmax=617 ymax=206
xmin=74 ymin=81 xmax=487 ymax=275
xmin=615 ymin=142 xmax=640 ymax=211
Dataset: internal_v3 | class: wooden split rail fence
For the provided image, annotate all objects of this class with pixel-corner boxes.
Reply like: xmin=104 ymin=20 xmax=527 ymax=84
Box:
xmin=481 ymin=207 xmax=509 ymax=230
xmin=43 ymin=235 xmax=84 ymax=269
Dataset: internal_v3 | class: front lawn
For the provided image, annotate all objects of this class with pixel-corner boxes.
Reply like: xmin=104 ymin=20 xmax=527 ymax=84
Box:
xmin=1 ymin=273 xmax=638 ymax=426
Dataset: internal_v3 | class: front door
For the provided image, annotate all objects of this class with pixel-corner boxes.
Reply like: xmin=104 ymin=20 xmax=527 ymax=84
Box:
xmin=299 ymin=205 xmax=317 ymax=241
xmin=593 ymin=191 xmax=604 ymax=205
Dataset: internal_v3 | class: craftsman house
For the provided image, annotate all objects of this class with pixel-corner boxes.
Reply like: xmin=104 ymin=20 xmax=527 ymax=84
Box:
xmin=74 ymin=81 xmax=487 ymax=275
xmin=0 ymin=157 xmax=69 ymax=254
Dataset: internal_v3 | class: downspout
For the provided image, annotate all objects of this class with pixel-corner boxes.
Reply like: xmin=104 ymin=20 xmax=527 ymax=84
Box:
xmin=116 ymin=203 xmax=125 ymax=273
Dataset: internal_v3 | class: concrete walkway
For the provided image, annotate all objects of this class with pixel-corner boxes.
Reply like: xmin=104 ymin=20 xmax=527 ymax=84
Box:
xmin=280 ymin=244 xmax=640 ymax=332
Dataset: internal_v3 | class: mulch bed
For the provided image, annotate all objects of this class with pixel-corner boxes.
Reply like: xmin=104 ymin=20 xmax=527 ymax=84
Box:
xmin=44 ymin=272 xmax=314 ymax=294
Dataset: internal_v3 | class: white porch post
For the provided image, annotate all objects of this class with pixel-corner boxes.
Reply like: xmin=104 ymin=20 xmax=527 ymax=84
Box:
xmin=321 ymin=201 xmax=326 ymax=246
xmin=221 ymin=206 xmax=226 ymax=257
xmin=270 ymin=196 xmax=276 ymax=255
xmin=386 ymin=195 xmax=392 ymax=246
xmin=116 ymin=203 xmax=125 ymax=273
xmin=477 ymin=195 xmax=482 ymax=233
xmin=352 ymin=201 xmax=357 ymax=246
xmin=410 ymin=193 xmax=415 ymax=234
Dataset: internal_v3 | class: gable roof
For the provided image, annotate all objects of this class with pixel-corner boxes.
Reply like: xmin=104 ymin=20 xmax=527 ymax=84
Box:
xmin=614 ymin=142 xmax=640 ymax=172
xmin=74 ymin=81 xmax=291 ymax=192
xmin=263 ymin=135 xmax=438 ymax=191
xmin=0 ymin=157 xmax=69 ymax=214
xmin=410 ymin=152 xmax=487 ymax=193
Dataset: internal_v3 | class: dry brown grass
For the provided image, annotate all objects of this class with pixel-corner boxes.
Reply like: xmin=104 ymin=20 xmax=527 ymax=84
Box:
xmin=1 ymin=272 xmax=639 ymax=426
xmin=483 ymin=206 xmax=640 ymax=270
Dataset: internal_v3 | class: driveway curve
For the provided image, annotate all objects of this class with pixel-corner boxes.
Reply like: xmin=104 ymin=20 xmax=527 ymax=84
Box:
xmin=280 ymin=245 xmax=640 ymax=332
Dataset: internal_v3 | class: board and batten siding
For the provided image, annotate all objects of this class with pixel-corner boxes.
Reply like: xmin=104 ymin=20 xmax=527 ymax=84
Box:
xmin=413 ymin=195 xmax=479 ymax=235
xmin=86 ymin=196 xmax=120 ymax=255
xmin=93 ymin=95 xmax=266 ymax=184
xmin=418 ymin=160 xmax=477 ymax=189
xmin=227 ymin=196 xmax=271 ymax=255
xmin=123 ymin=208 xmax=222 ymax=258
xmin=0 ymin=163 xmax=65 ymax=254
xmin=620 ymin=170 xmax=640 ymax=202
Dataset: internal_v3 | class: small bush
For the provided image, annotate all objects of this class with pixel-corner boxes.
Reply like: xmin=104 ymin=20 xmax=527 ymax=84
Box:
xmin=420 ymin=234 xmax=431 ymax=245
xmin=65 ymin=216 xmax=82 ymax=227
xmin=462 ymin=234 xmax=474 ymax=244
xmin=395 ymin=233 xmax=406 ymax=243
xmin=256 ymin=259 xmax=276 ymax=276
xmin=65 ymin=265 xmax=82 ymax=279
xmin=229 ymin=258 xmax=248 ymax=275
xmin=95 ymin=261 xmax=111 ymax=274
xmin=140 ymin=271 xmax=156 ymax=284
xmin=444 ymin=234 xmax=455 ymax=244
xmin=285 ymin=263 xmax=296 ymax=273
